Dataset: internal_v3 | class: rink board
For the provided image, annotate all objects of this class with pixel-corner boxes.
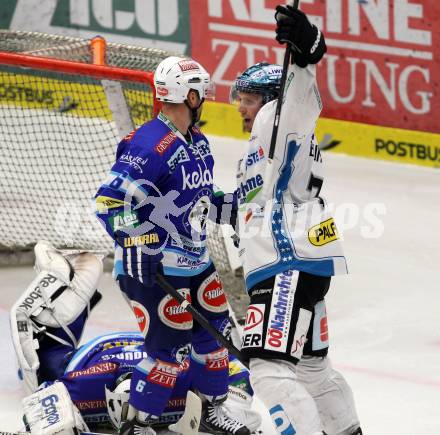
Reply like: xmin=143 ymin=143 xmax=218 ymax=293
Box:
xmin=201 ymin=101 xmax=440 ymax=169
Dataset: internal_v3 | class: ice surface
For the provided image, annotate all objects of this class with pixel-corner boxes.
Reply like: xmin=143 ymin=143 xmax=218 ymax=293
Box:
xmin=0 ymin=136 xmax=439 ymax=434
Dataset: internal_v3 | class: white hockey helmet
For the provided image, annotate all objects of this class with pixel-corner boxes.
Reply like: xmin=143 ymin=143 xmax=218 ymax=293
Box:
xmin=154 ymin=56 xmax=215 ymax=103
xmin=105 ymin=375 xmax=131 ymax=429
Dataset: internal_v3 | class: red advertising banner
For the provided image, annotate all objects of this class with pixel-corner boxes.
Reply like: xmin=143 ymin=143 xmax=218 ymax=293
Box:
xmin=190 ymin=0 xmax=439 ymax=134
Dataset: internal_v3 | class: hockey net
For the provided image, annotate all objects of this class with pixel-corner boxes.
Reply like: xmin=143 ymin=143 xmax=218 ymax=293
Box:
xmin=0 ymin=31 xmax=240 ymax=301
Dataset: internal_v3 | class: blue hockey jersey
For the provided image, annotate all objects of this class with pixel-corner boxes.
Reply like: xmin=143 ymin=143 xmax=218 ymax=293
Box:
xmin=95 ymin=113 xmax=216 ymax=277
xmin=60 ymin=332 xmax=251 ymax=427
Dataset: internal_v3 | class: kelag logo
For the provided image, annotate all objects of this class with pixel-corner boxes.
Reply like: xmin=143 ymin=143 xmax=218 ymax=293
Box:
xmin=1 ymin=0 xmax=189 ymax=53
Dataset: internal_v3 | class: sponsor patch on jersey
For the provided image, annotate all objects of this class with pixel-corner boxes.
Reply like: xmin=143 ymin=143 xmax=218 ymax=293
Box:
xmin=206 ymin=348 xmax=228 ymax=371
xmin=181 ymin=164 xmax=213 ymax=190
xmin=101 ymin=350 xmax=148 ymax=362
xmin=109 ymin=210 xmax=139 ymax=232
xmin=246 ymin=146 xmax=265 ymax=167
xmin=290 ymin=308 xmax=312 ymax=359
xmin=158 ymin=289 xmax=193 ymax=330
xmin=101 ymin=339 xmax=143 ymax=351
xmin=264 ymin=270 xmax=297 ymax=353
xmin=147 ymin=360 xmax=180 ymax=388
xmin=131 ymin=300 xmax=150 ymax=336
xmin=95 ymin=196 xmax=128 ymax=212
xmin=75 ymin=400 xmax=106 ymax=411
xmin=241 ymin=304 xmax=265 ymax=349
xmin=197 ymin=271 xmax=227 ymax=313
xmin=120 ymin=150 xmax=148 ymax=173
xmin=167 ymin=145 xmax=190 ymax=170
xmin=67 ymin=362 xmax=118 ymax=378
xmin=178 ymin=60 xmax=200 ymax=72
xmin=166 ymin=397 xmax=187 ymax=409
xmin=312 ymin=300 xmax=329 ymax=351
xmin=189 ymin=139 xmax=211 ymax=158
xmin=155 ymin=131 xmax=177 ymax=155
xmin=176 ymin=256 xmax=206 ymax=269
xmin=170 ymin=234 xmax=204 ymax=255
xmin=237 ymin=174 xmax=264 ymax=204
xmin=122 ymin=128 xmax=137 ymax=142
xmin=308 ymin=218 xmax=339 ymax=246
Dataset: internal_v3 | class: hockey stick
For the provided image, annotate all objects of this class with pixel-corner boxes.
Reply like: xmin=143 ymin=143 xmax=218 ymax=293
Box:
xmin=268 ymin=0 xmax=299 ymax=160
xmin=262 ymin=0 xmax=300 ymax=200
xmin=156 ymin=274 xmax=246 ymax=364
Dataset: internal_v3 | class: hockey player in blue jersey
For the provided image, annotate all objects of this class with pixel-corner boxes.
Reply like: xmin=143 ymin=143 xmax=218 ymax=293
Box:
xmin=93 ymin=56 xmax=246 ymax=434
xmin=228 ymin=5 xmax=363 ymax=435
xmin=10 ymin=241 xmax=261 ymax=434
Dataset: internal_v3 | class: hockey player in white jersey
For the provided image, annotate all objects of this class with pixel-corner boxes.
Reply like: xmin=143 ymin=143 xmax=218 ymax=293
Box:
xmin=228 ymin=5 xmax=363 ymax=435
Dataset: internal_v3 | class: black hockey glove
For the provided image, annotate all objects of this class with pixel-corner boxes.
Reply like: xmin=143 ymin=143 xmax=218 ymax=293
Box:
xmin=275 ymin=5 xmax=326 ymax=68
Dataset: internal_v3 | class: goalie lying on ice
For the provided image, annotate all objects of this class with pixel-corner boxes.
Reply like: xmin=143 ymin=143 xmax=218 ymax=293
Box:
xmin=9 ymin=241 xmax=262 ymax=434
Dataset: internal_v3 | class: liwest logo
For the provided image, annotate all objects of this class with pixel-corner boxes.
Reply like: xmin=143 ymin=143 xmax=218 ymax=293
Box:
xmin=246 ymin=146 xmax=265 ymax=167
xmin=308 ymin=218 xmax=339 ymax=246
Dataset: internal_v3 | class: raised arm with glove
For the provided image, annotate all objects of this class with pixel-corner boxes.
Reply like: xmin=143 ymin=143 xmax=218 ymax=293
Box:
xmin=275 ymin=5 xmax=327 ymax=67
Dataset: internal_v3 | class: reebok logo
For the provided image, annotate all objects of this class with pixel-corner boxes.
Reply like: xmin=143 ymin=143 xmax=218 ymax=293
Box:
xmin=19 ymin=274 xmax=58 ymax=311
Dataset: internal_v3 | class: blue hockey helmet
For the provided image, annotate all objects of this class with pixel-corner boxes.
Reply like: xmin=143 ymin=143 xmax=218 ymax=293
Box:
xmin=230 ymin=62 xmax=282 ymax=105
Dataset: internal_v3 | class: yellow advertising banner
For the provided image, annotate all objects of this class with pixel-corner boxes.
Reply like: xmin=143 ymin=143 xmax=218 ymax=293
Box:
xmin=201 ymin=101 xmax=440 ymax=169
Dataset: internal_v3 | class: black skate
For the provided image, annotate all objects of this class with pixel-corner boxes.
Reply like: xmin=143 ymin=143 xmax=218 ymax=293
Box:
xmin=200 ymin=402 xmax=251 ymax=435
xmin=119 ymin=419 xmax=156 ymax=435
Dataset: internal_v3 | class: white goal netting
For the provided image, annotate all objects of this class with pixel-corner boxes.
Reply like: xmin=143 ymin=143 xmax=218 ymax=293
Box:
xmin=0 ymin=32 xmax=241 ymax=300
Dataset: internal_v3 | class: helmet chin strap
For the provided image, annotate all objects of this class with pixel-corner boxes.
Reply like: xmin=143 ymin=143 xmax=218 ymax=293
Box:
xmin=184 ymin=97 xmax=205 ymax=127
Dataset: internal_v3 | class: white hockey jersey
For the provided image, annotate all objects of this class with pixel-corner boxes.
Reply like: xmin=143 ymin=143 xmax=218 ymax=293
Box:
xmin=236 ymin=63 xmax=348 ymax=291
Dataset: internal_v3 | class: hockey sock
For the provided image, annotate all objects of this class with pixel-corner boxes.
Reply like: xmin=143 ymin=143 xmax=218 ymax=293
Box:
xmin=190 ymin=325 xmax=229 ymax=402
